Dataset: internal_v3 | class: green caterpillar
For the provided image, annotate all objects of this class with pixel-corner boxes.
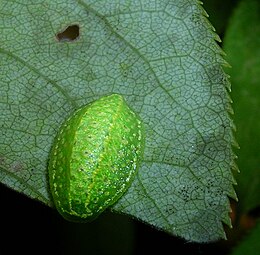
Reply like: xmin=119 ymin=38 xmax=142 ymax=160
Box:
xmin=48 ymin=94 xmax=144 ymax=222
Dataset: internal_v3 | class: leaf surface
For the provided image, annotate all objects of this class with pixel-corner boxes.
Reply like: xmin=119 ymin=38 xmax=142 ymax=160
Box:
xmin=0 ymin=0 xmax=235 ymax=242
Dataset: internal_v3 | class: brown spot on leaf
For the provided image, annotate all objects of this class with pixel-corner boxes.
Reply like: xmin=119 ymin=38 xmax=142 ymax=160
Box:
xmin=0 ymin=155 xmax=5 ymax=164
xmin=11 ymin=161 xmax=24 ymax=172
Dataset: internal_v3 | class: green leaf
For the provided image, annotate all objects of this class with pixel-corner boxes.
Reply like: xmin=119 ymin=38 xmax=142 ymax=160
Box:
xmin=223 ymin=0 xmax=260 ymax=213
xmin=0 ymin=0 xmax=235 ymax=242
xmin=231 ymin=222 xmax=260 ymax=255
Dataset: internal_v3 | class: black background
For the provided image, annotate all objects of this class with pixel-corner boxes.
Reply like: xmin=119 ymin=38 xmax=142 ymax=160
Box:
xmin=1 ymin=183 xmax=231 ymax=255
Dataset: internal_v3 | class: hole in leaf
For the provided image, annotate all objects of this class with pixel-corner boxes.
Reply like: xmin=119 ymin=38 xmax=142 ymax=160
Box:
xmin=56 ymin=24 xmax=80 ymax=42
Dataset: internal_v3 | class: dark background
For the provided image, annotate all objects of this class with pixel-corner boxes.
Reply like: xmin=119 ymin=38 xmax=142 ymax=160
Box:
xmin=1 ymin=184 xmax=231 ymax=255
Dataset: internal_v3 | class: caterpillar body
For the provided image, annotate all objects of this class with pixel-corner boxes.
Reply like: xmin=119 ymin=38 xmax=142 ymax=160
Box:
xmin=48 ymin=94 xmax=144 ymax=222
